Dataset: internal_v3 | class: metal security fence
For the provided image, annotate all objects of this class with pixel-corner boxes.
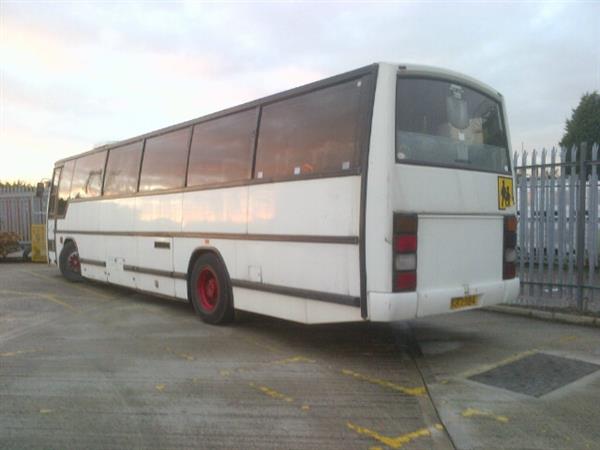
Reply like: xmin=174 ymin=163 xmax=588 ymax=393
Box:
xmin=512 ymin=143 xmax=600 ymax=313
xmin=0 ymin=186 xmax=49 ymax=244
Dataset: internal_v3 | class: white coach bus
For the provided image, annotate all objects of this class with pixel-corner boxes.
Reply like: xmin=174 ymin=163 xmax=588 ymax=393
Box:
xmin=46 ymin=63 xmax=519 ymax=324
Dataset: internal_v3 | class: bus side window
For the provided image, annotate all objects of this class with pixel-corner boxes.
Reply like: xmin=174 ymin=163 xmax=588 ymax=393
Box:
xmin=70 ymin=151 xmax=107 ymax=199
xmin=57 ymin=160 xmax=75 ymax=216
xmin=103 ymin=141 xmax=143 ymax=195
xmin=254 ymin=78 xmax=364 ymax=180
xmin=139 ymin=127 xmax=191 ymax=192
xmin=187 ymin=108 xmax=257 ymax=187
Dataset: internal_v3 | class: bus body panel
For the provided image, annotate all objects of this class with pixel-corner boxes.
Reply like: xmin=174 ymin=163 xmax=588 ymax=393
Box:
xmin=364 ymin=64 xmax=396 ymax=294
xmin=133 ymin=193 xmax=182 ymax=297
xmin=393 ymin=165 xmax=516 ymax=215
xmin=247 ymin=176 xmax=361 ymax=237
xmin=103 ymin=197 xmax=137 ymax=288
xmin=232 ymin=288 xmax=362 ymax=324
xmin=182 ymin=186 xmax=249 ymax=233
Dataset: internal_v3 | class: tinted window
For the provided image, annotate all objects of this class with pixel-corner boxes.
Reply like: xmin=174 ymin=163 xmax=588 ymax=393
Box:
xmin=104 ymin=141 xmax=143 ymax=195
xmin=396 ymin=77 xmax=510 ymax=173
xmin=187 ymin=109 xmax=256 ymax=187
xmin=70 ymin=151 xmax=107 ymax=199
xmin=139 ymin=128 xmax=190 ymax=192
xmin=48 ymin=167 xmax=61 ymax=218
xmin=254 ymin=78 xmax=365 ymax=179
xmin=57 ymin=160 xmax=75 ymax=216
xmin=255 ymin=80 xmax=365 ymax=178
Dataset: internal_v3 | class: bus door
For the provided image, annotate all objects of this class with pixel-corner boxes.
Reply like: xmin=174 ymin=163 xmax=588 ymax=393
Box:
xmin=46 ymin=166 xmax=61 ymax=264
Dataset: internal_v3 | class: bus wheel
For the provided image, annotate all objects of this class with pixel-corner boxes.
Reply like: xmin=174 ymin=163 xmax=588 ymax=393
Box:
xmin=59 ymin=241 xmax=83 ymax=282
xmin=190 ymin=253 xmax=234 ymax=325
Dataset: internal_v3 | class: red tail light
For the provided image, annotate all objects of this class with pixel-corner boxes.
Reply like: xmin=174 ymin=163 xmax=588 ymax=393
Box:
xmin=393 ymin=214 xmax=417 ymax=292
xmin=396 ymin=271 xmax=417 ymax=291
xmin=503 ymin=215 xmax=517 ymax=280
xmin=394 ymin=235 xmax=417 ymax=253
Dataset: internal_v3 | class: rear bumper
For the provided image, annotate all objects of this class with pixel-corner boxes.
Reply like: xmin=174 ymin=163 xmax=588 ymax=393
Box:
xmin=368 ymin=278 xmax=520 ymax=322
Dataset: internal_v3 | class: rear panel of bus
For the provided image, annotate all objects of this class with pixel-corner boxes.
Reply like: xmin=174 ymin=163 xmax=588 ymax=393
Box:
xmin=365 ymin=63 xmax=519 ymax=321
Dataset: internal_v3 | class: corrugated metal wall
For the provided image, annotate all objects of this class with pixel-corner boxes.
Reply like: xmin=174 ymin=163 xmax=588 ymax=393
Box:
xmin=0 ymin=186 xmax=48 ymax=243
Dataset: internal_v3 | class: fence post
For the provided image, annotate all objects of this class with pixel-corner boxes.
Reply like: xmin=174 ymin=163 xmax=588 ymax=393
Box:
xmin=576 ymin=142 xmax=587 ymax=311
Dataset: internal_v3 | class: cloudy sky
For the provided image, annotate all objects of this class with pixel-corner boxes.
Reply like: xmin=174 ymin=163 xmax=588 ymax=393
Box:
xmin=1 ymin=1 xmax=599 ymax=183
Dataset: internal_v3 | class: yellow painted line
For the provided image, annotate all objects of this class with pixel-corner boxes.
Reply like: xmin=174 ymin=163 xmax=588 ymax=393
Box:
xmin=23 ymin=270 xmax=115 ymax=300
xmin=459 ymin=349 xmax=539 ymax=378
xmin=462 ymin=407 xmax=509 ymax=423
xmin=341 ymin=369 xmax=426 ymax=396
xmin=270 ymin=355 xmax=316 ymax=365
xmin=155 ymin=384 xmax=166 ymax=392
xmin=164 ymin=346 xmax=194 ymax=361
xmin=40 ymin=293 xmax=78 ymax=312
xmin=0 ymin=349 xmax=39 ymax=357
xmin=39 ymin=409 xmax=53 ymax=414
xmin=227 ymin=354 xmax=316 ymax=375
xmin=0 ymin=289 xmax=78 ymax=312
xmin=347 ymin=422 xmax=443 ymax=449
xmin=249 ymin=382 xmax=294 ymax=403
xmin=558 ymin=335 xmax=578 ymax=344
xmin=247 ymin=338 xmax=282 ymax=353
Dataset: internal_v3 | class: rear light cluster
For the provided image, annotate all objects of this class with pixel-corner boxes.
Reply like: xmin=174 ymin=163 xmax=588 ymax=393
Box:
xmin=503 ymin=215 xmax=517 ymax=279
xmin=393 ymin=214 xmax=418 ymax=292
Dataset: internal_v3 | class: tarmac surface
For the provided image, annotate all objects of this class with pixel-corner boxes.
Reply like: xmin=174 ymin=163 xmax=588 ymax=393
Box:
xmin=1 ymin=262 xmax=599 ymax=449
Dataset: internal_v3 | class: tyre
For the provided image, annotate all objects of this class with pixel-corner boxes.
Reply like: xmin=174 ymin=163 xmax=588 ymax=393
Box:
xmin=189 ymin=253 xmax=234 ymax=325
xmin=59 ymin=241 xmax=83 ymax=282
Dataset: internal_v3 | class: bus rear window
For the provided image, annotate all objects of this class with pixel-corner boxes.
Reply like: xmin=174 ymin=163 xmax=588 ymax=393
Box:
xmin=396 ymin=77 xmax=510 ymax=174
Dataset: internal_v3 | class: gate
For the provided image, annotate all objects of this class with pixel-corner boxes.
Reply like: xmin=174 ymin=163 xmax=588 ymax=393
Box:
xmin=513 ymin=143 xmax=600 ymax=313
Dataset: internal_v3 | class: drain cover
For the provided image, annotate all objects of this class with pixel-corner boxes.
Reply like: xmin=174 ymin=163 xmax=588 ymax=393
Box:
xmin=470 ymin=353 xmax=600 ymax=397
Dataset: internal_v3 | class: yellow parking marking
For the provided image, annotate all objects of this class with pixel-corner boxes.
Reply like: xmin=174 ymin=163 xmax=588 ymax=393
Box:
xmin=249 ymin=383 xmax=294 ymax=403
xmin=164 ymin=346 xmax=195 ymax=361
xmin=0 ymin=289 xmax=78 ymax=312
xmin=347 ymin=422 xmax=443 ymax=448
xmin=39 ymin=293 xmax=78 ymax=312
xmin=558 ymin=335 xmax=578 ymax=344
xmin=155 ymin=384 xmax=166 ymax=392
xmin=341 ymin=369 xmax=425 ymax=396
xmin=226 ymin=354 xmax=316 ymax=375
xmin=0 ymin=349 xmax=39 ymax=357
xmin=39 ymin=409 xmax=53 ymax=414
xmin=271 ymin=355 xmax=316 ymax=365
xmin=23 ymin=270 xmax=116 ymax=300
xmin=462 ymin=407 xmax=509 ymax=423
xmin=459 ymin=349 xmax=539 ymax=378
xmin=247 ymin=337 xmax=282 ymax=353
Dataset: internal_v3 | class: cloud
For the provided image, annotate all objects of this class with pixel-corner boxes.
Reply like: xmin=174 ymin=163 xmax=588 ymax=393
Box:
xmin=1 ymin=1 xmax=599 ymax=182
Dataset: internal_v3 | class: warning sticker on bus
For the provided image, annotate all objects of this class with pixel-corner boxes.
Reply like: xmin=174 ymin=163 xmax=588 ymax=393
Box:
xmin=497 ymin=176 xmax=514 ymax=210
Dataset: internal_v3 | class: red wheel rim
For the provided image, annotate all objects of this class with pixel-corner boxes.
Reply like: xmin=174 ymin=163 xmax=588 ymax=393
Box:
xmin=197 ymin=267 xmax=219 ymax=312
xmin=68 ymin=251 xmax=80 ymax=273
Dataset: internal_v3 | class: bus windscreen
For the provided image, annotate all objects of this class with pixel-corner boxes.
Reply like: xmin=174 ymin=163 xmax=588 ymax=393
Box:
xmin=396 ymin=77 xmax=510 ymax=174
